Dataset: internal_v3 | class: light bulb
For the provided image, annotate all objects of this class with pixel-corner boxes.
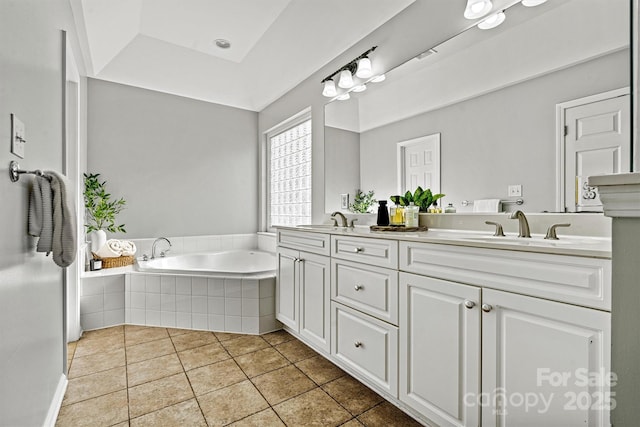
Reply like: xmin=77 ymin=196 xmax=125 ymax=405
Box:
xmin=338 ymin=69 xmax=354 ymax=88
xmin=522 ymin=0 xmax=547 ymax=6
xmin=337 ymin=93 xmax=350 ymax=101
xmin=464 ymin=0 xmax=493 ymax=19
xmin=352 ymin=85 xmax=367 ymax=93
xmin=355 ymin=57 xmax=372 ymax=78
xmin=370 ymin=74 xmax=386 ymax=83
xmin=322 ymin=80 xmax=337 ymax=97
xmin=477 ymin=11 xmax=505 ymax=29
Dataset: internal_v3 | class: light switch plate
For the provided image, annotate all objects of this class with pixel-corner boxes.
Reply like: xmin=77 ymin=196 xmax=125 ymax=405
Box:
xmin=340 ymin=193 xmax=349 ymax=209
xmin=508 ymin=184 xmax=522 ymax=197
xmin=11 ymin=114 xmax=25 ymax=158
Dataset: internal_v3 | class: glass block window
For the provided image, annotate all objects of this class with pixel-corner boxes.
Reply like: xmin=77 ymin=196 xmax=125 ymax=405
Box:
xmin=269 ymin=117 xmax=312 ymax=227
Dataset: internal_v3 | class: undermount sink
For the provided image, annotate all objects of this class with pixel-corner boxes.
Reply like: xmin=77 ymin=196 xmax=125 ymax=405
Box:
xmin=296 ymin=224 xmax=343 ymax=230
xmin=463 ymin=235 xmax=603 ymax=247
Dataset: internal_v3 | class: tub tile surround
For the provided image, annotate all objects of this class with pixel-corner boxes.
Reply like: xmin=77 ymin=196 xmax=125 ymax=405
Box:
xmin=80 ymin=233 xmax=279 ymax=333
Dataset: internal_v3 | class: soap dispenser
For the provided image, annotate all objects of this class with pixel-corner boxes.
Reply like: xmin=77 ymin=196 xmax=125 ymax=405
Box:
xmin=376 ymin=200 xmax=390 ymax=226
xmin=445 ymin=203 xmax=457 ymax=213
xmin=404 ymin=202 xmax=419 ymax=227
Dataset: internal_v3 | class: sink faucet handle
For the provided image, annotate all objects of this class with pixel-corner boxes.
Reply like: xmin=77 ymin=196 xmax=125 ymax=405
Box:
xmin=349 ymin=218 xmax=358 ymax=228
xmin=331 ymin=218 xmax=339 ymax=227
xmin=485 ymin=221 xmax=505 ymax=237
xmin=544 ymin=223 xmax=571 ymax=240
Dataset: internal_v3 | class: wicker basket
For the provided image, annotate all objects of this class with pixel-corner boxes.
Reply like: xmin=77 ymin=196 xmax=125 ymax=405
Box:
xmin=92 ymin=253 xmax=135 ymax=269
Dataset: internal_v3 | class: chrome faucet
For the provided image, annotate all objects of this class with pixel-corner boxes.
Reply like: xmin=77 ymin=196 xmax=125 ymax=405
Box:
xmin=151 ymin=237 xmax=172 ymax=259
xmin=509 ymin=210 xmax=531 ymax=238
xmin=330 ymin=211 xmax=348 ymax=228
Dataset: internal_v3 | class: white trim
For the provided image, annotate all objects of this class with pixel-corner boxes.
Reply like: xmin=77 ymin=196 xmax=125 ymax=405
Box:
xmin=43 ymin=374 xmax=68 ymax=427
xmin=554 ymin=87 xmax=630 ymax=212
xmin=396 ymin=133 xmax=441 ymax=195
xmin=589 ymin=172 xmax=640 ymax=218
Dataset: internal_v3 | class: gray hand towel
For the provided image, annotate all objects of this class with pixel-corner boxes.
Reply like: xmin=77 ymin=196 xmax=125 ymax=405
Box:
xmin=28 ymin=176 xmax=43 ymax=236
xmin=36 ymin=176 xmax=54 ymax=253
xmin=47 ymin=171 xmax=77 ymax=268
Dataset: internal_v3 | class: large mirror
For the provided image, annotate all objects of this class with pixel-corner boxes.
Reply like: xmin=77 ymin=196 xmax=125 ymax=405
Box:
xmin=324 ymin=0 xmax=630 ymax=214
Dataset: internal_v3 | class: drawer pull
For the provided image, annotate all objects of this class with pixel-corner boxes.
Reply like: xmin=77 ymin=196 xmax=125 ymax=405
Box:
xmin=353 ymin=247 xmax=364 ymax=253
xmin=464 ymin=300 xmax=476 ymax=309
xmin=354 ymin=341 xmax=363 ymax=348
xmin=481 ymin=303 xmax=493 ymax=313
xmin=354 ymin=285 xmax=363 ymax=291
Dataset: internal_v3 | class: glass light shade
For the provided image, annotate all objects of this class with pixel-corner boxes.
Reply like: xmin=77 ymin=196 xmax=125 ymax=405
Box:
xmin=355 ymin=57 xmax=373 ymax=78
xmin=338 ymin=69 xmax=354 ymax=88
xmin=370 ymin=74 xmax=386 ymax=83
xmin=477 ymin=11 xmax=505 ymax=29
xmin=322 ymin=80 xmax=337 ymax=97
xmin=522 ymin=0 xmax=547 ymax=6
xmin=352 ymin=84 xmax=367 ymax=93
xmin=337 ymin=93 xmax=350 ymax=101
xmin=464 ymin=0 xmax=493 ymax=19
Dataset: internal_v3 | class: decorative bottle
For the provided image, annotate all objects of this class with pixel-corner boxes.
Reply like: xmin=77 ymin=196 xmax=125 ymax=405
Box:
xmin=405 ymin=202 xmax=419 ymax=227
xmin=376 ymin=200 xmax=390 ymax=226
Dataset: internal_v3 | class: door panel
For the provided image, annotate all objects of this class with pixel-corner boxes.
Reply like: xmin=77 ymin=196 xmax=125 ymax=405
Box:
xmin=398 ymin=133 xmax=441 ymax=194
xmin=276 ymin=247 xmax=298 ymax=330
xmin=299 ymin=252 xmax=330 ymax=352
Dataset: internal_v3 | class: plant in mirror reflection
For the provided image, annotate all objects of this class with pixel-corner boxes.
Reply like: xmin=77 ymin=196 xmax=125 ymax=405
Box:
xmin=349 ymin=189 xmax=376 ymax=213
xmin=83 ymin=173 xmax=127 ymax=233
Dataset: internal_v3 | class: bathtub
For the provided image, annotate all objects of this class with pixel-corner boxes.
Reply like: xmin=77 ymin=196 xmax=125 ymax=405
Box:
xmin=136 ymin=249 xmax=276 ymax=277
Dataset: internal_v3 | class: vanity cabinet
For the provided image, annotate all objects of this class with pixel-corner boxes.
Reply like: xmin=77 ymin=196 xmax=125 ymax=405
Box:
xmin=276 ymin=232 xmax=331 ymax=353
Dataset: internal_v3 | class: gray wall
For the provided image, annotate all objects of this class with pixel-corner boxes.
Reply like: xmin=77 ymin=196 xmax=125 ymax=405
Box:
xmin=359 ymin=50 xmax=629 ymax=213
xmin=324 ymin=126 xmax=360 ymax=213
xmin=0 ymin=0 xmax=84 ymax=425
xmin=87 ymin=79 xmax=259 ymax=238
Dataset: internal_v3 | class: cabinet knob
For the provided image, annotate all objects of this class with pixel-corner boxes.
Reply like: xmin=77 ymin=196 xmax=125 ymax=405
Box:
xmin=481 ymin=303 xmax=493 ymax=313
xmin=354 ymin=341 xmax=363 ymax=348
xmin=354 ymin=285 xmax=363 ymax=291
xmin=464 ymin=300 xmax=476 ymax=309
xmin=354 ymin=247 xmax=364 ymax=253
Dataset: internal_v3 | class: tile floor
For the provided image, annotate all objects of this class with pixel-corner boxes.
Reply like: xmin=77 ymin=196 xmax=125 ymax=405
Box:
xmin=57 ymin=325 xmax=423 ymax=426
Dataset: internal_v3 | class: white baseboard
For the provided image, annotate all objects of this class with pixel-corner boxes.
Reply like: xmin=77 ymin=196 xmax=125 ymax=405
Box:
xmin=43 ymin=374 xmax=68 ymax=427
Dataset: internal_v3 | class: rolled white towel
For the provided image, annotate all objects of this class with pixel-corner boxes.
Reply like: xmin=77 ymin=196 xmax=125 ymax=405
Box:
xmin=95 ymin=239 xmax=124 ymax=258
xmin=120 ymin=240 xmax=137 ymax=256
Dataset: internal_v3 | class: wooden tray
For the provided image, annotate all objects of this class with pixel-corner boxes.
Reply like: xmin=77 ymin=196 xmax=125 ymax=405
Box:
xmin=370 ymin=225 xmax=428 ymax=232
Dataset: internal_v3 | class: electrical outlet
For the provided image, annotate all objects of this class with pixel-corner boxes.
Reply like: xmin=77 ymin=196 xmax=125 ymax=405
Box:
xmin=508 ymin=184 xmax=522 ymax=197
xmin=340 ymin=193 xmax=349 ymax=209
xmin=11 ymin=114 xmax=25 ymax=158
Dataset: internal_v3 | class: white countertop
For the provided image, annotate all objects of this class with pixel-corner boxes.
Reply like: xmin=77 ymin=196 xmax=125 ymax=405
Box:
xmin=278 ymin=226 xmax=611 ymax=259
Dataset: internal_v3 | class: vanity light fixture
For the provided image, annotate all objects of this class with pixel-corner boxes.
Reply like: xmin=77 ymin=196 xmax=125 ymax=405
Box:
xmin=215 ymin=38 xmax=231 ymax=49
xmin=321 ymin=46 xmax=378 ymax=98
xmin=464 ymin=0 xmax=493 ymax=19
xmin=352 ymin=84 xmax=367 ymax=93
xmin=477 ymin=11 xmax=506 ymax=29
xmin=522 ymin=0 xmax=547 ymax=6
xmin=370 ymin=74 xmax=386 ymax=83
xmin=336 ymin=93 xmax=351 ymax=101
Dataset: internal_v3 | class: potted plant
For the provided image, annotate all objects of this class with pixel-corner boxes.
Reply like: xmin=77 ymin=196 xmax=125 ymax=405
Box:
xmin=391 ymin=187 xmax=445 ymax=212
xmin=84 ymin=173 xmax=127 ymax=252
xmin=349 ymin=189 xmax=376 ymax=213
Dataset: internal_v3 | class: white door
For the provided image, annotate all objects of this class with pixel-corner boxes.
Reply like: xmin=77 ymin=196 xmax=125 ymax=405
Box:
xmin=276 ymin=247 xmax=298 ymax=330
xmin=399 ymin=272 xmax=481 ymax=427
xmin=299 ymin=251 xmax=330 ymax=353
xmin=564 ymin=94 xmax=630 ymax=212
xmin=397 ymin=133 xmax=441 ymax=194
xmin=482 ymin=289 xmax=611 ymax=427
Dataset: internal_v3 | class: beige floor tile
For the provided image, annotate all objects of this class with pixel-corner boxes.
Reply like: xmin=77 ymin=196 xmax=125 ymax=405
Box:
xmin=56 ymin=390 xmax=128 ymax=427
xmin=82 ymin=326 xmax=124 ymax=340
xmin=128 ymin=372 xmax=194 ymax=418
xmin=170 ymin=330 xmax=217 ymax=352
xmin=197 ymin=380 xmax=269 ymax=426
xmin=234 ymin=347 xmax=290 ymax=378
xmin=262 ymin=329 xmax=295 ymax=346
xmin=130 ymin=398 xmax=206 ymax=427
xmin=68 ymin=347 xmax=126 ymax=379
xmin=74 ymin=334 xmax=125 ymax=358
xmin=221 ymin=335 xmax=270 ymax=357
xmin=251 ymin=365 xmax=316 ymax=405
xmin=296 ymin=355 xmax=345 ymax=385
xmin=126 ymin=338 xmax=175 ymax=364
xmin=214 ymin=331 xmax=245 ymax=342
xmin=228 ymin=408 xmax=285 ymax=426
xmin=125 ymin=324 xmax=152 ymax=333
xmin=67 ymin=341 xmax=78 ymax=359
xmin=166 ymin=327 xmax=192 ymax=337
xmin=273 ymin=388 xmax=352 ymax=427
xmin=110 ymin=422 xmax=129 ymax=427
xmin=63 ymin=366 xmax=127 ymax=406
xmin=357 ymin=402 xmax=422 ymax=427
xmin=125 ymin=326 xmax=169 ymax=347
xmin=341 ymin=419 xmax=364 ymax=426
xmin=127 ymin=353 xmax=183 ymax=387
xmin=186 ymin=358 xmax=247 ymax=396
xmin=178 ymin=342 xmax=230 ymax=371
xmin=322 ymin=376 xmax=384 ymax=416
xmin=275 ymin=338 xmax=318 ymax=363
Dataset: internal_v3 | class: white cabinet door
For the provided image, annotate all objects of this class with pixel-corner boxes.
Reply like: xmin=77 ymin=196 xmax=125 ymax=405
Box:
xmin=276 ymin=247 xmax=299 ymax=330
xmin=299 ymin=252 xmax=331 ymax=353
xmin=482 ymin=288 xmax=611 ymax=427
xmin=399 ymin=272 xmax=481 ymax=427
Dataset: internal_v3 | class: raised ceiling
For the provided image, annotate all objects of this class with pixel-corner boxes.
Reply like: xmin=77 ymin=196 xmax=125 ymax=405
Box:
xmin=71 ymin=0 xmax=415 ymax=111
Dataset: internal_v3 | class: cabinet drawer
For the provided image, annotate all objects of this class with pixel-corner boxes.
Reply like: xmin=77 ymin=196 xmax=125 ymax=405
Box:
xmin=399 ymin=241 xmax=612 ymax=311
xmin=332 ymin=302 xmax=398 ymax=397
xmin=331 ymin=235 xmax=398 ymax=269
xmin=277 ymin=230 xmax=330 ymax=256
xmin=331 ymin=259 xmax=398 ymax=325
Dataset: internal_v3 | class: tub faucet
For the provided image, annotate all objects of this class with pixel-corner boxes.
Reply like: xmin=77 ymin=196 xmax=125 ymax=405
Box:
xmin=151 ymin=237 xmax=172 ymax=259
xmin=330 ymin=211 xmax=348 ymax=227
xmin=509 ymin=210 xmax=531 ymax=238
